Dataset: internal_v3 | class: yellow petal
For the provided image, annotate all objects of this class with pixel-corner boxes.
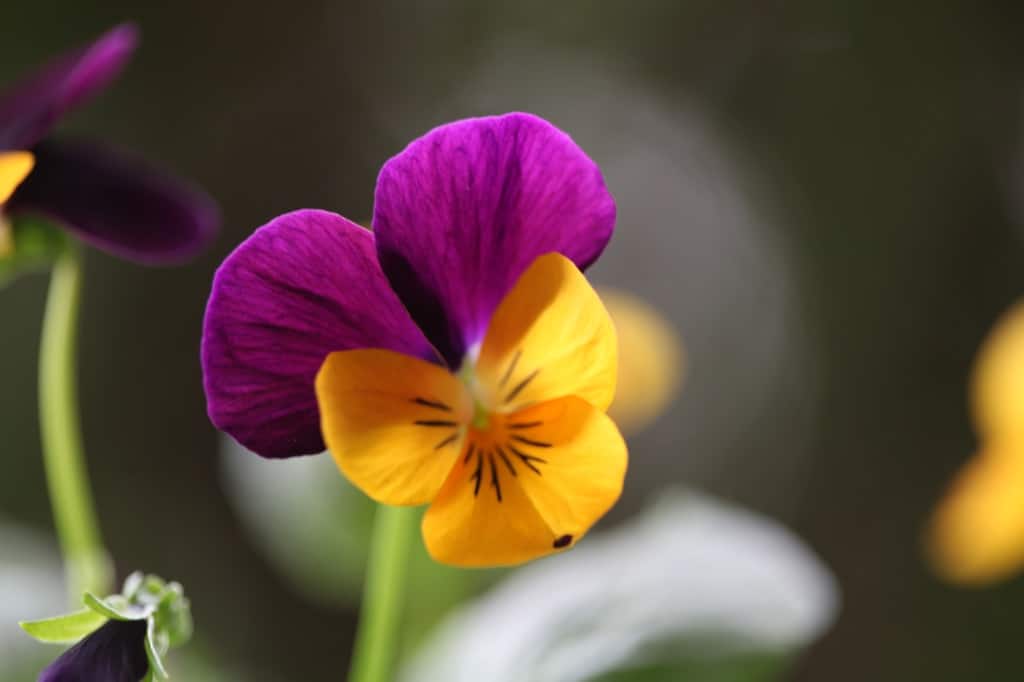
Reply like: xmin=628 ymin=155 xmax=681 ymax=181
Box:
xmin=0 ymin=151 xmax=34 ymax=205
xmin=927 ymin=442 xmax=1024 ymax=585
xmin=971 ymin=300 xmax=1024 ymax=439
xmin=600 ymin=287 xmax=684 ymax=435
xmin=475 ymin=253 xmax=617 ymax=413
xmin=316 ymin=349 xmax=472 ymax=505
xmin=422 ymin=396 xmax=627 ymax=567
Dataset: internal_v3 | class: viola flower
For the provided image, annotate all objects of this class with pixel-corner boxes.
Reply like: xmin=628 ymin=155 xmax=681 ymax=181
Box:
xmin=38 ymin=619 xmax=149 ymax=682
xmin=0 ymin=151 xmax=34 ymax=203
xmin=22 ymin=572 xmax=192 ymax=682
xmin=0 ymin=150 xmax=34 ymax=254
xmin=0 ymin=23 xmax=217 ymax=265
xmin=928 ymin=300 xmax=1024 ymax=584
xmin=203 ymin=113 xmax=627 ymax=566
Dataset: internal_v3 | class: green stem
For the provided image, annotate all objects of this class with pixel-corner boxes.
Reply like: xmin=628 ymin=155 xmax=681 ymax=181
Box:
xmin=348 ymin=505 xmax=418 ymax=682
xmin=39 ymin=248 xmax=111 ymax=603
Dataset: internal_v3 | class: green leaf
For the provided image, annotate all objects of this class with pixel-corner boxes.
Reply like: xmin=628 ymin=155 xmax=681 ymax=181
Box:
xmin=587 ymin=651 xmax=791 ymax=682
xmin=19 ymin=609 xmax=107 ymax=644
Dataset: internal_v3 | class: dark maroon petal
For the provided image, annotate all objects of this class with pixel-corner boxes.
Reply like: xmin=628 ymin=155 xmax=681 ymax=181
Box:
xmin=0 ymin=23 xmax=138 ymax=149
xmin=38 ymin=619 xmax=148 ymax=682
xmin=8 ymin=138 xmax=219 ymax=264
xmin=202 ymin=209 xmax=437 ymax=458
xmin=373 ymin=112 xmax=616 ymax=367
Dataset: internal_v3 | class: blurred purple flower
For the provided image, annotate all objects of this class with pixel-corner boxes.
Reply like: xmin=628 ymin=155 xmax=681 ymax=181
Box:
xmin=38 ymin=619 xmax=148 ymax=682
xmin=0 ymin=23 xmax=218 ymax=263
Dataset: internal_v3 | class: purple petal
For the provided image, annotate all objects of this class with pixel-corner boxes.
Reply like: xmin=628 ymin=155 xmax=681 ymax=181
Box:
xmin=202 ymin=209 xmax=437 ymax=458
xmin=373 ymin=112 xmax=616 ymax=367
xmin=8 ymin=138 xmax=219 ymax=263
xmin=0 ymin=23 xmax=138 ymax=149
xmin=38 ymin=619 xmax=148 ymax=682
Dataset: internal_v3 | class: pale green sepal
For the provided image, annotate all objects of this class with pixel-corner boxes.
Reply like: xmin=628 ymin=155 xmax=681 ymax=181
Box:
xmin=158 ymin=582 xmax=193 ymax=648
xmin=83 ymin=592 xmax=151 ymax=621
xmin=19 ymin=608 xmax=107 ymax=644
xmin=0 ymin=215 xmax=68 ymax=288
xmin=146 ymin=617 xmax=170 ymax=680
xmin=122 ymin=571 xmax=145 ymax=599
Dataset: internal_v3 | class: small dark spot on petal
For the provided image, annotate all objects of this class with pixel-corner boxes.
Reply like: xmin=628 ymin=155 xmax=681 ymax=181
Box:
xmin=553 ymin=534 xmax=573 ymax=548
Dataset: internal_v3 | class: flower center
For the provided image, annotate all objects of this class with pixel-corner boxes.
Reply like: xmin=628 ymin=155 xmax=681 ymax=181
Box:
xmin=420 ymin=349 xmax=552 ymax=506
xmin=457 ymin=352 xmax=493 ymax=429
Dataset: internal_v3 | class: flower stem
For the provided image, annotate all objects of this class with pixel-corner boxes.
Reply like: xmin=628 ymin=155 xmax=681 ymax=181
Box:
xmin=39 ymin=248 xmax=111 ymax=603
xmin=348 ymin=505 xmax=418 ymax=682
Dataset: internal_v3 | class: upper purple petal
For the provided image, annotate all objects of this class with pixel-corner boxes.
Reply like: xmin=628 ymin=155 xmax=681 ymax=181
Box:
xmin=0 ymin=23 xmax=138 ymax=149
xmin=8 ymin=138 xmax=219 ymax=264
xmin=373 ymin=112 xmax=616 ymax=367
xmin=38 ymin=619 xmax=148 ymax=682
xmin=202 ymin=209 xmax=437 ymax=458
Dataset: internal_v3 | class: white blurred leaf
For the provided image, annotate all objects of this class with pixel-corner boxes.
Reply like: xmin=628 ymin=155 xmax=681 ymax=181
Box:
xmin=401 ymin=490 xmax=839 ymax=682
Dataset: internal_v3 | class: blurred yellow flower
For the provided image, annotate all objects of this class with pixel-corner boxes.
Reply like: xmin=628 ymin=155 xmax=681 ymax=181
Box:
xmin=928 ymin=300 xmax=1024 ymax=585
xmin=599 ymin=288 xmax=685 ymax=435
xmin=0 ymin=151 xmax=34 ymax=205
xmin=0 ymin=151 xmax=35 ymax=257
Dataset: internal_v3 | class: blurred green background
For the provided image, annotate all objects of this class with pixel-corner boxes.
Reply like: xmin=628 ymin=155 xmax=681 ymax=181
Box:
xmin=4 ymin=2 xmax=1024 ymax=680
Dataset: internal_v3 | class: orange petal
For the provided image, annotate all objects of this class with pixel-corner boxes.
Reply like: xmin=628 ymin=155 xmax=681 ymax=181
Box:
xmin=316 ymin=349 xmax=472 ymax=505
